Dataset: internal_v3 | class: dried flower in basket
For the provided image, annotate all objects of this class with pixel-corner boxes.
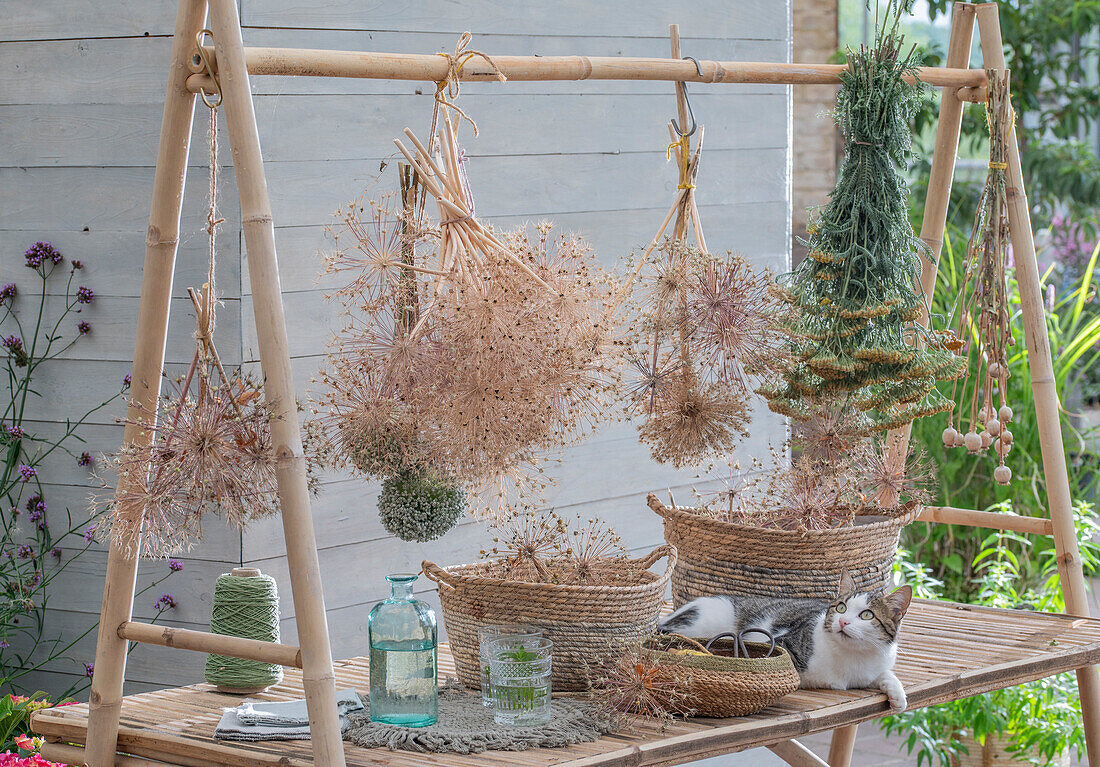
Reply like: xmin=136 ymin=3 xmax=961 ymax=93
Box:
xmin=941 ymin=68 xmax=1016 ymax=486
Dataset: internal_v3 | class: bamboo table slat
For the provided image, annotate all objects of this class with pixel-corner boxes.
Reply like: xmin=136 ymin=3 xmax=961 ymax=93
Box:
xmin=33 ymin=599 xmax=1100 ymax=767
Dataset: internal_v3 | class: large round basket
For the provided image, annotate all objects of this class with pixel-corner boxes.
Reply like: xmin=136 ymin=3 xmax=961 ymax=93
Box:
xmin=648 ymin=494 xmax=918 ymax=604
xmin=422 ymin=544 xmax=676 ymax=692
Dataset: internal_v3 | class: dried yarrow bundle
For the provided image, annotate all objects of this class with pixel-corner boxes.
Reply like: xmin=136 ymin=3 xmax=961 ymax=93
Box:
xmin=941 ymin=69 xmax=1016 ymax=485
xmin=628 ymin=241 xmax=785 ymax=468
xmin=763 ymin=0 xmax=964 ymax=431
xmin=318 ymin=119 xmax=622 ymax=524
xmin=94 ymin=374 xmax=283 ymax=558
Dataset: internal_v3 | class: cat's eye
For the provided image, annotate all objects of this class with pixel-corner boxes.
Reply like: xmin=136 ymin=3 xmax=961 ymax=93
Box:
xmin=860 ymin=609 xmax=874 ymax=620
xmin=835 ymin=603 xmax=846 ymax=613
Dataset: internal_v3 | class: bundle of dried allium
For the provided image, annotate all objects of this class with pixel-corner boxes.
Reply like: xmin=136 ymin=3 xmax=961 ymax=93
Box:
xmin=560 ymin=514 xmax=626 ymax=585
xmin=585 ymin=642 xmax=695 ymax=729
xmin=627 ymin=241 xmax=783 ymax=467
xmin=480 ymin=508 xmax=568 ymax=582
xmin=94 ymin=378 xmax=281 ymax=558
xmin=319 ymin=190 xmax=622 ymax=516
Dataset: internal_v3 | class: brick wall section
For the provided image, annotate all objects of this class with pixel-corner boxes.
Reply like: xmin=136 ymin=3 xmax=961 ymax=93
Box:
xmin=792 ymin=0 xmax=840 ymax=262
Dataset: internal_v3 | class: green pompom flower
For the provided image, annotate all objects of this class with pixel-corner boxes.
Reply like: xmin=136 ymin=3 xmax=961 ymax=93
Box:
xmin=378 ymin=469 xmax=467 ymax=542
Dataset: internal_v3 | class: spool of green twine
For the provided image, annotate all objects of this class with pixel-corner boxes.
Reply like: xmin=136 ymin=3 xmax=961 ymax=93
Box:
xmin=204 ymin=567 xmax=284 ymax=694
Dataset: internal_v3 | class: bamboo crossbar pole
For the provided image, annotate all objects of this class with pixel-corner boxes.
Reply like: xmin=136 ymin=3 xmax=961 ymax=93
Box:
xmin=41 ymin=743 xmax=163 ymax=767
xmin=975 ymin=6 xmax=1100 ymax=761
xmin=767 ymin=739 xmax=829 ymax=767
xmin=84 ymin=1 xmax=209 ymax=765
xmin=117 ymin=621 xmax=303 ymax=667
xmin=184 ymin=46 xmax=987 ymax=89
xmin=207 ymin=0 xmax=347 ymax=764
xmin=917 ymin=505 xmax=1054 ymax=536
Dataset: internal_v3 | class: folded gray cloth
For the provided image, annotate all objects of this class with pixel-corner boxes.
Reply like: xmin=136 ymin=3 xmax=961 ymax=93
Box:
xmin=214 ymin=689 xmax=364 ymax=741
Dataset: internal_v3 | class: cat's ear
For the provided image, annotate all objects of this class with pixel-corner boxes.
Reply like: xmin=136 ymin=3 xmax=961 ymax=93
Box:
xmin=884 ymin=585 xmax=913 ymax=621
xmin=837 ymin=569 xmax=855 ymax=596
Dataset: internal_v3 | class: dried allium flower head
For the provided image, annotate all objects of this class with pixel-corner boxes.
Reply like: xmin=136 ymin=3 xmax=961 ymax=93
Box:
xmin=637 ymin=379 xmax=749 ymax=468
xmin=586 ymin=642 xmax=695 ymax=729
xmin=93 ymin=376 xmax=307 ymax=558
xmin=698 ymin=455 xmax=763 ymax=522
xmin=562 ymin=515 xmax=626 ymax=585
xmin=687 ymin=252 xmax=788 ymax=392
xmin=860 ymin=436 xmax=934 ymax=510
xmin=323 ymin=194 xmax=420 ymax=300
xmin=793 ymin=396 xmax=872 ymax=470
xmin=481 ymin=509 xmax=568 ymax=582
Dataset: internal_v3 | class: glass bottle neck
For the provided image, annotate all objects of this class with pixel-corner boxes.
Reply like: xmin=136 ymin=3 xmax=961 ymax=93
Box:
xmin=389 ymin=581 xmax=414 ymax=601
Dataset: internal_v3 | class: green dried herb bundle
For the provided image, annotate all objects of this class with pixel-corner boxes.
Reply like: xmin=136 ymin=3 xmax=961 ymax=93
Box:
xmin=764 ymin=0 xmax=963 ymax=430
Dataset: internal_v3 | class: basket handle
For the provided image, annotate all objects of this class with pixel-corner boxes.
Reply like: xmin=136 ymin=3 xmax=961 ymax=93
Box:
xmin=630 ymin=543 xmax=677 ymax=578
xmin=647 ymin=493 xmax=674 ymax=519
xmin=421 ymin=560 xmax=458 ymax=590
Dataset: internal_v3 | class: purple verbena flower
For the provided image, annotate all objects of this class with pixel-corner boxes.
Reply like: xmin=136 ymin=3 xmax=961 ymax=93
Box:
xmin=123 ymin=374 xmax=132 ymax=388
xmin=83 ymin=524 xmax=98 ymax=543
xmin=25 ymin=242 xmax=62 ymax=269
xmin=51 ymin=547 xmax=62 ymax=560
xmin=168 ymin=558 xmax=184 ymax=572
xmin=0 ymin=640 xmax=9 ymax=649
xmin=154 ymin=592 xmax=177 ymax=610
xmin=78 ymin=452 xmax=94 ymax=467
xmin=27 ymin=509 xmax=43 ymax=523
xmin=25 ymin=494 xmax=46 ymax=514
xmin=77 ymin=320 xmax=91 ymax=335
xmin=17 ymin=465 xmax=36 ymax=482
xmin=84 ymin=662 xmax=95 ymax=677
xmin=72 ymin=260 xmax=84 ymax=270
xmin=16 ymin=544 xmax=32 ymax=559
xmin=3 ymin=335 xmax=23 ymax=353
xmin=76 ymin=286 xmax=94 ymax=304
xmin=0 ymin=283 xmax=16 ymax=303
xmin=7 ymin=425 xmax=23 ymax=439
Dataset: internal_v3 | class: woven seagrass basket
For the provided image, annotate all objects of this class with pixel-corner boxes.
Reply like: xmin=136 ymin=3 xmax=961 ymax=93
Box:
xmin=648 ymin=494 xmax=919 ymax=604
xmin=643 ymin=634 xmax=800 ymax=717
xmin=422 ymin=544 xmax=676 ymax=692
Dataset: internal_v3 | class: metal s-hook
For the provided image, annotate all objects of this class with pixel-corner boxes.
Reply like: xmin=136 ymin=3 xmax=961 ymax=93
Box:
xmin=193 ymin=29 xmax=222 ymax=109
xmin=671 ymin=56 xmax=703 ymax=138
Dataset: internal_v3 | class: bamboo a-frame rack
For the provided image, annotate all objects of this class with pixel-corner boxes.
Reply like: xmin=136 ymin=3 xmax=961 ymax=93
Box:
xmin=68 ymin=2 xmax=1100 ymax=766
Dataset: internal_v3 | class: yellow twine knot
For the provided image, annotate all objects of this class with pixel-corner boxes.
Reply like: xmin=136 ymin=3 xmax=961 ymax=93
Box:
xmin=433 ymin=32 xmax=507 ymax=136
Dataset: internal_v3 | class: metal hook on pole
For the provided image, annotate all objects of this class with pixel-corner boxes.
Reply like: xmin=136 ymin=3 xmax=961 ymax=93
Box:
xmin=671 ymin=56 xmax=703 ymax=138
xmin=192 ymin=29 xmax=222 ymax=109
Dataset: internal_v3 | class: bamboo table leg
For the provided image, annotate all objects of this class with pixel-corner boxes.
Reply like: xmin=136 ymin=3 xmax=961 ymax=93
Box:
xmin=84 ymin=2 xmax=209 ymax=765
xmin=826 ymin=724 xmax=857 ymax=767
xmin=206 ymin=1 xmax=347 ymax=765
xmin=974 ymin=6 xmax=1100 ymax=764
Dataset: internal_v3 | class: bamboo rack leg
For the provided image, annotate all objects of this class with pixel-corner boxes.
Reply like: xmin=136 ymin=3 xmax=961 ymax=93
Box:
xmin=84 ymin=1 xmax=209 ymax=764
xmin=826 ymin=724 xmax=857 ymax=767
xmin=206 ymin=2 xmax=347 ymax=765
xmin=879 ymin=1 xmax=975 ymax=482
xmin=974 ymin=5 xmax=1100 ymax=763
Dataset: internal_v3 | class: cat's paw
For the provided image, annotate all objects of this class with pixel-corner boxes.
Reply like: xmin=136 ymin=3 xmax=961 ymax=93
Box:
xmin=877 ymin=674 xmax=907 ymax=711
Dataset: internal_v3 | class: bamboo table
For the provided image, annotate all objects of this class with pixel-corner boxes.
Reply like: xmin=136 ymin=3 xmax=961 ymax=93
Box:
xmin=34 ymin=599 xmax=1100 ymax=767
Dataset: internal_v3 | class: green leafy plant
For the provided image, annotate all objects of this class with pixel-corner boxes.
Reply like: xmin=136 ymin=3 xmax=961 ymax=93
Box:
xmin=883 ymin=502 xmax=1100 ymax=766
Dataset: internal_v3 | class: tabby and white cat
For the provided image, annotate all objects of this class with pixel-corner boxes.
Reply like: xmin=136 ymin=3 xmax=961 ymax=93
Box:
xmin=659 ymin=572 xmax=912 ymax=711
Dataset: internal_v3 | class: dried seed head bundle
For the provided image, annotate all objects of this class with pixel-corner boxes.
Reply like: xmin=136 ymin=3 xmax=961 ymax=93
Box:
xmin=585 ymin=642 xmax=696 ymax=729
xmin=942 ymin=69 xmax=1016 ymax=485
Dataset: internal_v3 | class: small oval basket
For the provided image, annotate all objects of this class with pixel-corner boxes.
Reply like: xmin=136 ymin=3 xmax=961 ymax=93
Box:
xmin=423 ymin=544 xmax=677 ymax=692
xmin=643 ymin=632 xmax=800 ymax=718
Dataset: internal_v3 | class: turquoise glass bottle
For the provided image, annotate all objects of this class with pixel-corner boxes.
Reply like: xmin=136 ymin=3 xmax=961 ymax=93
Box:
xmin=367 ymin=573 xmax=438 ymax=726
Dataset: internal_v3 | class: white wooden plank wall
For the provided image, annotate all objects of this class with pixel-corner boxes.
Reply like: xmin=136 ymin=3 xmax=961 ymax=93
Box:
xmin=1 ymin=0 xmax=791 ymax=695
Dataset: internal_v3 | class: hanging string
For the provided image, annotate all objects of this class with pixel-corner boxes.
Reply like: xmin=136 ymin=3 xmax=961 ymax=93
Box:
xmin=204 ymin=569 xmax=284 ymax=693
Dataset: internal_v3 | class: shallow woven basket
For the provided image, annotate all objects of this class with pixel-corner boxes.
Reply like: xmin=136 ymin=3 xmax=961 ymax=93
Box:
xmin=643 ymin=634 xmax=800 ymax=718
xmin=648 ymin=494 xmax=919 ymax=603
xmin=422 ymin=544 xmax=676 ymax=692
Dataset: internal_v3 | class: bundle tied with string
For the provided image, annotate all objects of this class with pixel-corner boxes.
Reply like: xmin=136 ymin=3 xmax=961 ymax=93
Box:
xmin=204 ymin=568 xmax=283 ymax=694
xmin=761 ymin=0 xmax=965 ymax=432
xmin=317 ymin=42 xmax=622 ymax=524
